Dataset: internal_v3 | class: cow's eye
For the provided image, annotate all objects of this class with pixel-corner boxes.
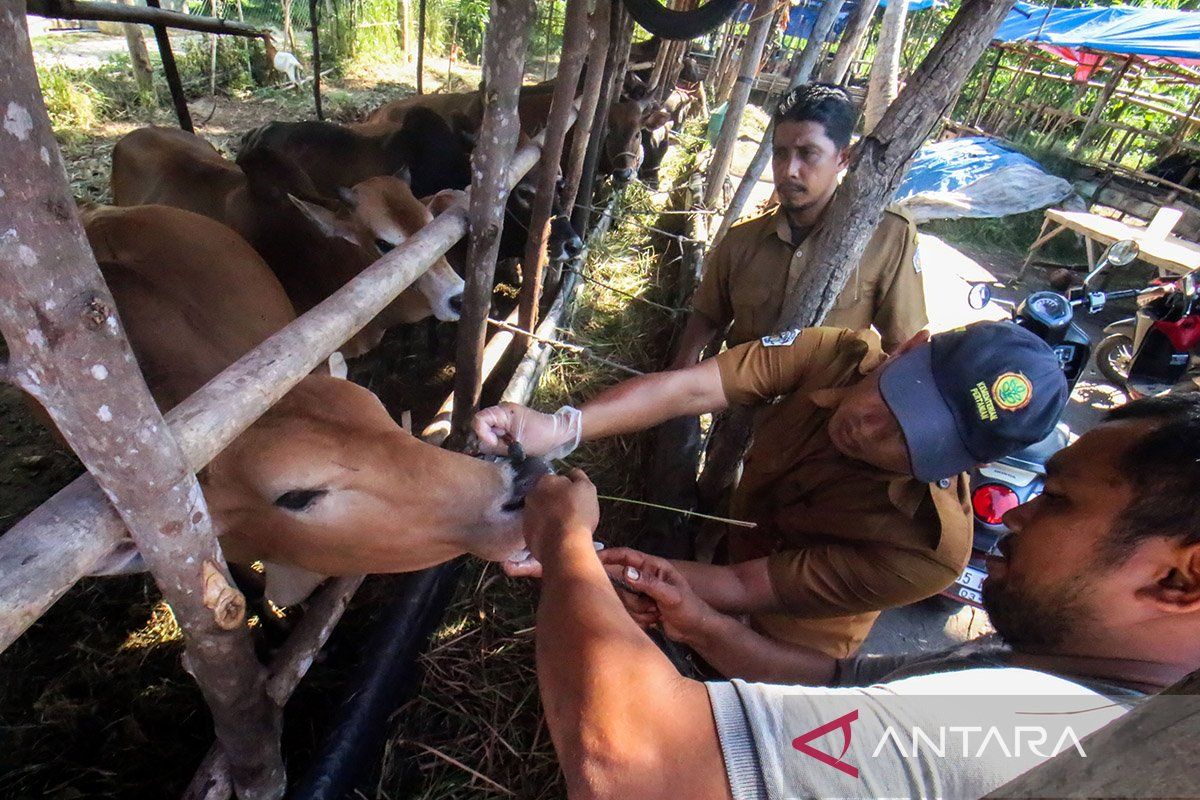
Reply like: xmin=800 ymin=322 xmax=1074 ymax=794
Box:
xmin=274 ymin=489 xmax=327 ymax=511
xmin=375 ymin=238 xmax=395 ymax=253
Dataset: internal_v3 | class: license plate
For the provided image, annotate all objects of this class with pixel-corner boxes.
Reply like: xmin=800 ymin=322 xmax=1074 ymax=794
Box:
xmin=957 ymin=565 xmax=987 ymax=592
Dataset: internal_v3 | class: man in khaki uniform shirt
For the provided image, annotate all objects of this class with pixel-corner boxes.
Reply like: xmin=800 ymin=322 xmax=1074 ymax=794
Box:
xmin=473 ymin=321 xmax=1069 ymax=668
xmin=672 ymin=83 xmax=926 ymax=369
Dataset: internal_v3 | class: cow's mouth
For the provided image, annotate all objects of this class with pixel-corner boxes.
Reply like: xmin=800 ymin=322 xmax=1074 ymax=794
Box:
xmin=500 ymin=452 xmax=554 ymax=512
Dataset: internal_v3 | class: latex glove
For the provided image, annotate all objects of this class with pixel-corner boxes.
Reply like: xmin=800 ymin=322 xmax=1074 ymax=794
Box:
xmin=472 ymin=402 xmax=582 ymax=460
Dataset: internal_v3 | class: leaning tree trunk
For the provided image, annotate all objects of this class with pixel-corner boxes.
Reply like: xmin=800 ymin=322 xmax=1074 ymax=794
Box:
xmin=863 ymin=0 xmax=907 ymax=132
xmin=820 ymin=0 xmax=879 ymax=84
xmin=710 ymin=0 xmax=848 ymax=246
xmin=697 ymin=0 xmax=1018 ymax=512
xmin=120 ymin=0 xmax=154 ymax=94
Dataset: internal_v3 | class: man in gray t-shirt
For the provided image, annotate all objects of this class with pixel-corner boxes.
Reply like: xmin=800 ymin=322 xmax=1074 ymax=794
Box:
xmin=518 ymin=395 xmax=1200 ymax=799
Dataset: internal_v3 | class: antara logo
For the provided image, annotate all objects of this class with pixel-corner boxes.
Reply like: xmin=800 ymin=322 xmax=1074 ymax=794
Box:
xmin=792 ymin=710 xmax=859 ymax=778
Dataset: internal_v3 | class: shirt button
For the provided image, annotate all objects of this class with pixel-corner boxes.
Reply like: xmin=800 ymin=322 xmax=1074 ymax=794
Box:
xmin=937 ymin=478 xmax=952 ymax=489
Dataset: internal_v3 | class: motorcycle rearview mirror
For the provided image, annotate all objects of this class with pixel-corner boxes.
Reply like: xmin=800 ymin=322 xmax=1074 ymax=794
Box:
xmin=967 ymin=283 xmax=992 ymax=310
xmin=1083 ymin=239 xmax=1140 ymax=289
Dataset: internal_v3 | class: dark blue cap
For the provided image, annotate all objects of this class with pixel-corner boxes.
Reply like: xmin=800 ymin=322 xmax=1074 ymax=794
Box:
xmin=878 ymin=322 xmax=1069 ymax=483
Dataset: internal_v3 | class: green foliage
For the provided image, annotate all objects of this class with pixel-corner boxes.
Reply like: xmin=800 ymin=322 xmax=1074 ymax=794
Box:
xmin=175 ymin=37 xmax=256 ymax=98
xmin=35 ymin=56 xmax=156 ymax=135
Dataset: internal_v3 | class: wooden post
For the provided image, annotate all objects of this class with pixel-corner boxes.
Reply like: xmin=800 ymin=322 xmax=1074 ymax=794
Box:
xmin=863 ymin=0 xmax=907 ymax=132
xmin=708 ymin=19 xmax=736 ymax=93
xmin=450 ymin=0 xmax=537 ymax=438
xmin=698 ymin=0 xmax=1018 ymax=504
xmin=572 ymin=4 xmax=630 ymax=236
xmin=399 ymin=0 xmax=413 ymax=60
xmin=144 ymin=0 xmax=193 ymax=132
xmin=416 ymin=0 xmax=427 ymax=94
xmin=969 ymin=45 xmax=1002 ymax=126
xmin=561 ymin=0 xmax=611 ymax=217
xmin=703 ymin=0 xmax=775 ymax=207
xmin=713 ymin=0 xmax=848 ymax=246
xmin=119 ymin=0 xmax=154 ymax=94
xmin=984 ymin=670 xmax=1200 ymax=798
xmin=309 ymin=0 xmax=323 ymax=119
xmin=822 ymin=0 xmax=879 ymax=83
xmin=0 ymin=6 xmax=283 ymax=797
xmin=1073 ymin=55 xmax=1133 ymax=159
xmin=517 ymin=0 xmax=591 ymax=342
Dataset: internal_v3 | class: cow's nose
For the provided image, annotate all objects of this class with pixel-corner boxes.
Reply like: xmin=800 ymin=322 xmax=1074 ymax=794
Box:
xmin=502 ymin=454 xmax=554 ymax=511
xmin=613 ymin=167 xmax=635 ymax=183
xmin=448 ymin=293 xmax=464 ymax=314
xmin=564 ymin=232 xmax=584 ymax=258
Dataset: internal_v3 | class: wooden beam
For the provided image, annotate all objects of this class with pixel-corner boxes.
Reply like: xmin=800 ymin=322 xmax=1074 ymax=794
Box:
xmin=0 ymin=7 xmax=284 ymax=797
xmin=561 ymin=0 xmax=612 ymax=217
xmin=450 ymin=0 xmax=537 ymax=439
xmin=1073 ymin=55 xmax=1133 ymax=158
xmin=703 ymin=0 xmax=775 ymax=207
xmin=517 ymin=0 xmax=591 ymax=344
xmin=25 ymin=0 xmax=268 ymax=37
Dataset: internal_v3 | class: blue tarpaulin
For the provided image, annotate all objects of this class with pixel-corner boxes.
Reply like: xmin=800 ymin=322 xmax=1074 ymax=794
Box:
xmin=995 ymin=2 xmax=1200 ymax=61
xmin=736 ymin=0 xmax=943 ymax=43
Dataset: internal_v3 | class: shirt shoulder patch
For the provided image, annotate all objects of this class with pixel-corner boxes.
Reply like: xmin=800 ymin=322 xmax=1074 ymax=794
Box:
xmin=761 ymin=329 xmax=800 ymax=347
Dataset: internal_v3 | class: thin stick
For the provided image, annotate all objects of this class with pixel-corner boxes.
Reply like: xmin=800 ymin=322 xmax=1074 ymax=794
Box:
xmin=565 ymin=266 xmax=684 ymax=315
xmin=407 ymin=741 xmax=515 ymax=796
xmin=596 ymin=494 xmax=758 ymax=528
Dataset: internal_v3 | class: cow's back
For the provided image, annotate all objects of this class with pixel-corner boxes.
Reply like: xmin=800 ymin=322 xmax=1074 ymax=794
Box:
xmin=111 ymin=126 xmax=244 ymax=223
xmin=83 ymin=204 xmax=296 ymax=410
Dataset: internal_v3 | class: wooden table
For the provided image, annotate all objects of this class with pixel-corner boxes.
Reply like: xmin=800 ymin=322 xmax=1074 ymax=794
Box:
xmin=1020 ymin=208 xmax=1200 ymax=279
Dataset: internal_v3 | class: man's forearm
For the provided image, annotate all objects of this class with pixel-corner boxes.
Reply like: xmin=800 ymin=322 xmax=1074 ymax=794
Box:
xmin=537 ymin=536 xmax=729 ymax=800
xmin=579 ymin=360 xmax=727 ymax=442
xmin=669 ymin=312 xmax=723 ymax=370
xmin=683 ymin=610 xmax=838 ymax=685
xmin=671 ymin=558 xmax=783 ymax=615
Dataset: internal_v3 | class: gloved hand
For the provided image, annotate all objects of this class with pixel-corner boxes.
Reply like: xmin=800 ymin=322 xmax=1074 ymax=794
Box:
xmin=472 ymin=402 xmax=583 ymax=460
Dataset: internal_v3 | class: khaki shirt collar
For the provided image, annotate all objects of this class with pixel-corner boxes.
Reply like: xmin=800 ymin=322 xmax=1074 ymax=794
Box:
xmin=765 ymin=204 xmax=827 ymax=248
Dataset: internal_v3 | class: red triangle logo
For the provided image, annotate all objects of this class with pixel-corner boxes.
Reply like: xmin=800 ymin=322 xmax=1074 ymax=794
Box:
xmin=791 ymin=709 xmax=859 ymax=778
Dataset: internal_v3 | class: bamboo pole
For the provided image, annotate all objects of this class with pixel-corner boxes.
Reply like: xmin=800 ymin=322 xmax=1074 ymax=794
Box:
xmin=26 ymin=0 xmax=268 ymax=37
xmin=518 ymin=0 xmax=591 ymax=344
xmin=863 ymin=0 xmax=907 ymax=132
xmin=561 ymin=0 xmax=612 ymax=216
xmin=0 ymin=8 xmax=284 ymax=797
xmin=703 ymin=0 xmax=776 ymax=207
xmin=968 ymin=45 xmax=1002 ymax=126
xmin=712 ymin=0 xmax=848 ymax=246
xmin=821 ymin=0 xmax=879 ymax=84
xmin=417 ymin=0 xmax=427 ymax=93
xmin=450 ymin=0 xmax=537 ymax=439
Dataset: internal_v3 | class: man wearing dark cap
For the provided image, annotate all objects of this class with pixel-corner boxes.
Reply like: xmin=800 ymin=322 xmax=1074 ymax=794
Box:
xmin=474 ymin=320 xmax=1069 ymax=665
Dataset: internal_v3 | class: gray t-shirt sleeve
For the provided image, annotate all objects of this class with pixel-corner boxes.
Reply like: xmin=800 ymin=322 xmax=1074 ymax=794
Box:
xmin=707 ymin=667 xmax=1128 ymax=800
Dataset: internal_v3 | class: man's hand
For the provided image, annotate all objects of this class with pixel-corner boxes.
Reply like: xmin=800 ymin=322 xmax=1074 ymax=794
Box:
xmin=472 ymin=402 xmax=582 ymax=459
xmin=599 ymin=548 xmax=724 ymax=647
xmin=522 ymin=469 xmax=599 ymax=559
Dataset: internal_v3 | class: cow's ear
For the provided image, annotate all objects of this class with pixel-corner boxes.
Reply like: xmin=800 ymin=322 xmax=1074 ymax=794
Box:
xmin=642 ymin=108 xmax=671 ymax=131
xmin=288 ymin=193 xmax=359 ymax=244
xmin=393 ymin=164 xmax=412 ymax=184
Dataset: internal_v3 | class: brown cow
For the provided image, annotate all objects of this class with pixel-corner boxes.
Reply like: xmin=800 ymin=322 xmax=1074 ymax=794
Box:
xmin=81 ymin=204 xmax=542 ymax=604
xmin=111 ymin=126 xmax=463 ymax=357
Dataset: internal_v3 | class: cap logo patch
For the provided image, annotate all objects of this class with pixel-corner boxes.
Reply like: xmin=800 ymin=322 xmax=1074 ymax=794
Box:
xmin=971 ymin=381 xmax=999 ymax=422
xmin=992 ymin=372 xmax=1033 ymax=412
xmin=761 ymin=329 xmax=799 ymax=347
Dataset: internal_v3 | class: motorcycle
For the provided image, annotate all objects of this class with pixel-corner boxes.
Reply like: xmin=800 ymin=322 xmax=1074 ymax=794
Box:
xmin=945 ymin=239 xmax=1145 ymax=607
xmin=1095 ymin=268 xmax=1200 ymax=396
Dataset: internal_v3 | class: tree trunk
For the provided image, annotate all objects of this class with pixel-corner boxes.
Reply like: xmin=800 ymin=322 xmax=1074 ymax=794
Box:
xmin=702 ymin=0 xmax=775 ymax=207
xmin=451 ymin=0 xmax=536 ymax=438
xmin=821 ymin=0 xmax=879 ymax=84
xmin=282 ymin=0 xmax=294 ymax=51
xmin=712 ymin=0 xmax=849 ymax=246
xmin=863 ymin=0 xmax=906 ymax=132
xmin=561 ymin=0 xmax=611 ymax=218
xmin=399 ymin=0 xmax=413 ymax=60
xmin=120 ymin=0 xmax=154 ymax=94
